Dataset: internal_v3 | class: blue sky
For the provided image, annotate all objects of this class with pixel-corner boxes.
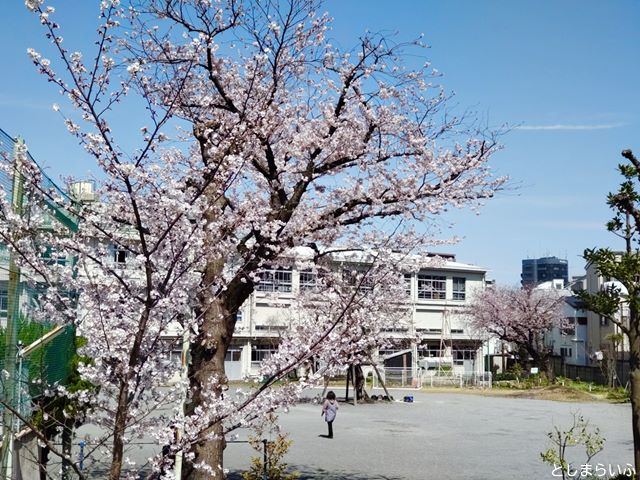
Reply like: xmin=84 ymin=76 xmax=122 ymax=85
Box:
xmin=1 ymin=1 xmax=639 ymax=285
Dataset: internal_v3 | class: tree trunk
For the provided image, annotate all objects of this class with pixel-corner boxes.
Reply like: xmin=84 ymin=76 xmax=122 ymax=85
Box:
xmin=109 ymin=381 xmax=130 ymax=480
xmin=629 ymin=333 xmax=640 ymax=472
xmin=528 ymin=334 xmax=554 ymax=382
xmin=181 ymin=195 xmax=254 ymax=478
xmin=530 ymin=352 xmax=554 ymax=382
xmin=38 ymin=444 xmax=49 ymax=480
xmin=543 ymin=354 xmax=555 ymax=382
xmin=61 ymin=418 xmax=73 ymax=480
xmin=354 ymin=365 xmax=368 ymax=401
xmin=608 ymin=350 xmax=617 ymax=389
xmin=109 ymin=310 xmax=153 ymax=479
xmin=182 ymin=241 xmax=253 ymax=480
xmin=344 ymin=367 xmax=350 ymax=403
xmin=182 ymin=296 xmax=231 ymax=480
xmin=518 ymin=345 xmax=531 ymax=373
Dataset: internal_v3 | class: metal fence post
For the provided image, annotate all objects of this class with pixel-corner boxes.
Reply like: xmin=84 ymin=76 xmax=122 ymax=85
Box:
xmin=78 ymin=440 xmax=86 ymax=471
xmin=262 ymin=439 xmax=268 ymax=480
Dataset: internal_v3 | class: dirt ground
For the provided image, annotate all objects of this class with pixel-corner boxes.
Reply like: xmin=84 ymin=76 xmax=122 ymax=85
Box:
xmin=419 ymin=384 xmax=609 ymax=402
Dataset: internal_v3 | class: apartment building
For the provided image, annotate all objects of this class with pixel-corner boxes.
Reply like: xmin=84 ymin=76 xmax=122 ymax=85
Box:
xmin=540 ymin=280 xmax=589 ymax=366
xmin=584 ymin=257 xmax=630 ymax=363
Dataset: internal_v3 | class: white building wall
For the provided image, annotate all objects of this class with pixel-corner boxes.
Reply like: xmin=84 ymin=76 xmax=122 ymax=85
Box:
xmin=230 ymin=257 xmax=489 ymax=380
xmin=584 ymin=259 xmax=629 ymax=363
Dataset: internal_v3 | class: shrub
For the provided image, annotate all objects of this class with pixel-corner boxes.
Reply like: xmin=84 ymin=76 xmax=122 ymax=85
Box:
xmin=494 ymin=372 xmax=516 ymax=381
xmin=510 ymin=362 xmax=524 ymax=381
xmin=242 ymin=415 xmax=299 ymax=480
xmin=540 ymin=413 xmax=605 ymax=480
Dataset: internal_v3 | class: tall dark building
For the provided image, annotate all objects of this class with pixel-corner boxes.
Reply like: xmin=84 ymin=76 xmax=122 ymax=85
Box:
xmin=521 ymin=256 xmax=568 ymax=287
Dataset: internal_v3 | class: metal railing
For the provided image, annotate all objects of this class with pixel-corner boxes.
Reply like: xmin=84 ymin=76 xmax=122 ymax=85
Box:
xmin=423 ymin=371 xmax=492 ymax=388
xmin=372 ymin=367 xmax=492 ymax=389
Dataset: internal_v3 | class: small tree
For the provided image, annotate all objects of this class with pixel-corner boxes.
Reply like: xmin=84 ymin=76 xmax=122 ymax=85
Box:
xmin=540 ymin=413 xmax=605 ymax=480
xmin=577 ymin=149 xmax=640 ymax=473
xmin=601 ymin=332 xmax=624 ymax=389
xmin=465 ymin=285 xmax=566 ymax=380
xmin=242 ymin=415 xmax=298 ymax=480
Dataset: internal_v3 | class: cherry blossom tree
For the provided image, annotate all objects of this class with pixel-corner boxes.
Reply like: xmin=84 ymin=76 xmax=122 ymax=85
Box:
xmin=11 ymin=0 xmax=506 ymax=478
xmin=465 ymin=285 xmax=566 ymax=379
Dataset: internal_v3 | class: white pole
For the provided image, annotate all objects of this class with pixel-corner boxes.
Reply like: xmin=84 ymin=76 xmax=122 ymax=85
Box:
xmin=173 ymin=326 xmax=190 ymax=478
xmin=15 ymin=344 xmax=23 ymax=434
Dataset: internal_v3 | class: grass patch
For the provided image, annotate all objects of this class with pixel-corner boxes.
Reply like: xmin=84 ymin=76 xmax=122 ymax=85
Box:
xmin=489 ymin=376 xmax=629 ymax=403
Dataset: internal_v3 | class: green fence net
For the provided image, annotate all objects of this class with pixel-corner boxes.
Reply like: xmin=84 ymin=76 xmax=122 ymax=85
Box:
xmin=0 ymin=128 xmax=77 ymax=431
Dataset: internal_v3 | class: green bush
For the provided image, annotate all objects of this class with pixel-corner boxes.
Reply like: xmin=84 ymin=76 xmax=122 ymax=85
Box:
xmin=509 ymin=362 xmax=524 ymax=380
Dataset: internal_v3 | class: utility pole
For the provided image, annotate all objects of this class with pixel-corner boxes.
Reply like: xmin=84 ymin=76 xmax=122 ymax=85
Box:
xmin=0 ymin=138 xmax=25 ymax=478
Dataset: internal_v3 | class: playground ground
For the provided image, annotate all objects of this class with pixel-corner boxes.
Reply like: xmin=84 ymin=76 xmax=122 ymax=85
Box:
xmin=224 ymin=388 xmax=634 ymax=480
xmin=68 ymin=387 xmax=634 ymax=478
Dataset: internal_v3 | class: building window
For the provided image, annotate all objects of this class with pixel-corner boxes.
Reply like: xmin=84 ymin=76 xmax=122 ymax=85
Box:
xmin=0 ymin=290 xmax=7 ymax=318
xmin=562 ymin=318 xmax=576 ymax=336
xmin=225 ymin=348 xmax=242 ymax=362
xmin=251 ymin=347 xmax=278 ymax=367
xmin=257 ymin=268 xmax=292 ymax=293
xmin=600 ymin=316 xmax=609 ymax=327
xmin=452 ymin=277 xmax=466 ymax=300
xmin=560 ymin=347 xmax=572 ymax=358
xmin=417 ymin=275 xmax=446 ymax=300
xmin=404 ymin=274 xmax=412 ymax=297
xmin=453 ymin=349 xmax=476 ymax=366
xmin=299 ymin=271 xmax=318 ymax=291
xmin=342 ymin=267 xmax=374 ymax=290
xmin=112 ymin=246 xmax=127 ymax=267
xmin=41 ymin=246 xmax=67 ymax=266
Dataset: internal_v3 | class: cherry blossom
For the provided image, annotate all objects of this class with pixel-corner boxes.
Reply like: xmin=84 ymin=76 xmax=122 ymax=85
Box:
xmin=6 ymin=0 xmax=507 ymax=478
xmin=465 ymin=285 xmax=567 ymax=379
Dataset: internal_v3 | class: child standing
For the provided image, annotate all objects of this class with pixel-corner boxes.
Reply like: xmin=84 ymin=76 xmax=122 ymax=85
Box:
xmin=321 ymin=391 xmax=338 ymax=438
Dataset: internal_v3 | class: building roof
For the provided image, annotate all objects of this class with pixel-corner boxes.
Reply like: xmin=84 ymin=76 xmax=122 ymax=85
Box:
xmin=286 ymin=246 xmax=486 ymax=274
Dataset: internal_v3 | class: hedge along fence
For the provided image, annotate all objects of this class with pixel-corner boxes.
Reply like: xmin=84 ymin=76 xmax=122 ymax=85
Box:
xmin=0 ymin=127 xmax=78 ymax=426
xmin=551 ymin=356 xmax=630 ymax=387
